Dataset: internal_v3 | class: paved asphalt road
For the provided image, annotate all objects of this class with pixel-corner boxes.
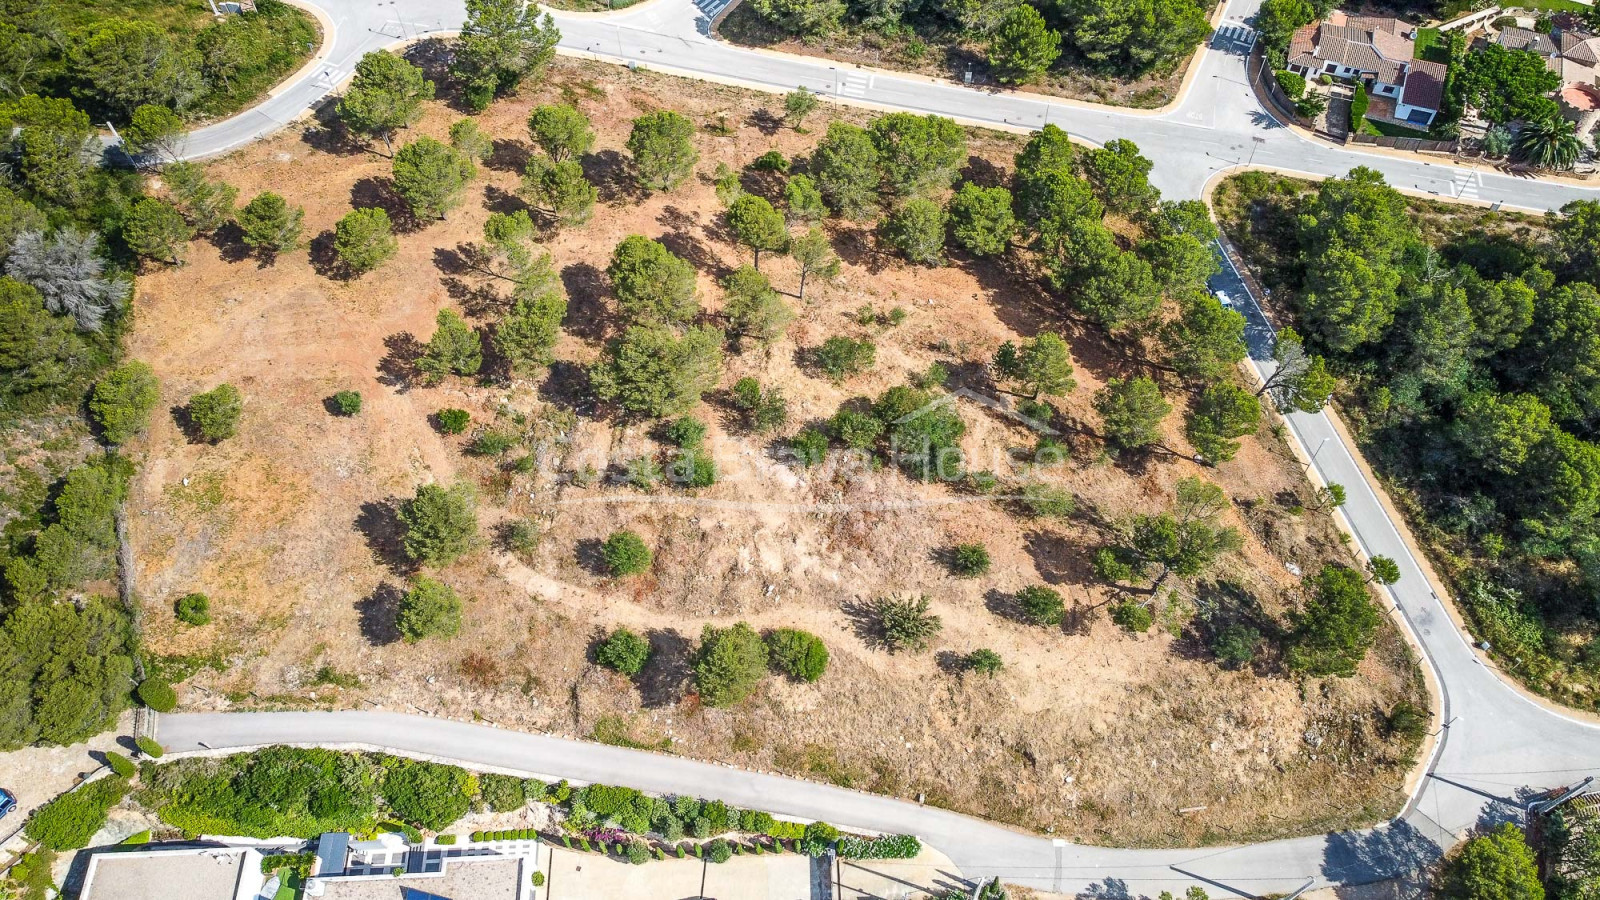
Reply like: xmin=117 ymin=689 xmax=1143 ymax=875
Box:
xmin=151 ymin=0 xmax=1600 ymax=893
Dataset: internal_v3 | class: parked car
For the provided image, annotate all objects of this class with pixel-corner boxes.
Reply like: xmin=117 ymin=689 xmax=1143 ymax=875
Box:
xmin=0 ymin=788 xmax=16 ymax=821
xmin=1213 ymin=289 xmax=1237 ymax=309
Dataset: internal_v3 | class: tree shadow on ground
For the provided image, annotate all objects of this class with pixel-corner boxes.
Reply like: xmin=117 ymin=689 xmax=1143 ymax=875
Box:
xmin=355 ymin=581 xmax=405 ymax=646
xmin=486 ymin=138 xmax=529 ymax=173
xmin=746 ymin=108 xmax=784 ymax=136
xmin=1023 ymin=529 xmax=1098 ymax=587
xmin=354 ymin=498 xmax=414 ymax=575
xmin=207 ymin=222 xmax=253 ymax=264
xmin=958 ymin=154 xmax=1006 ymax=188
xmin=933 ymin=649 xmax=969 ymax=676
xmin=483 ymin=183 xmax=525 ymax=216
xmin=840 ymin=598 xmax=891 ymax=651
xmin=582 ymin=150 xmax=643 ymax=204
xmin=829 ymin=227 xmax=890 ymax=275
xmin=377 ymin=332 xmax=425 ymax=392
xmin=559 ymin=262 xmax=610 ymax=343
xmin=575 ymin=537 xmax=614 ymax=579
xmin=1321 ymin=819 xmax=1443 ymax=890
xmin=300 ymin=103 xmax=366 ymax=157
xmin=639 ymin=628 xmax=694 ymax=708
xmin=308 ymin=229 xmax=343 ymax=279
xmin=657 ymin=214 xmax=728 ymax=279
xmin=350 ymin=177 xmax=420 ymax=233
xmin=1078 ymin=877 xmax=1132 ymax=900
xmin=982 ymin=587 xmax=1034 ymax=626
xmin=537 ymin=360 xmax=592 ymax=413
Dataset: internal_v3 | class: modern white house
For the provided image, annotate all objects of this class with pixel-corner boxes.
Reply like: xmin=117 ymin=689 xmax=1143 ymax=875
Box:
xmin=79 ymin=846 xmax=270 ymax=900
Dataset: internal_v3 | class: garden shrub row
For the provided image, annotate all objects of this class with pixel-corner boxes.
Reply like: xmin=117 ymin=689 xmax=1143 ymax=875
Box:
xmin=472 ymin=828 xmax=538 ymax=841
xmin=837 ymin=834 xmax=922 ymax=859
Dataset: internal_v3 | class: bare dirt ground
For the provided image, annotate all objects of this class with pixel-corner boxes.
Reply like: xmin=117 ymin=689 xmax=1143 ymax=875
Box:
xmin=125 ymin=57 xmax=1424 ymax=848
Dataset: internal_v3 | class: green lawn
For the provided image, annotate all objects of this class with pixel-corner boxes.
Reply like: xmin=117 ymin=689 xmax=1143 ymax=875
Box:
xmin=1512 ymin=0 xmax=1587 ymax=10
xmin=272 ymin=870 xmax=303 ymax=900
xmin=1413 ymin=27 xmax=1448 ymax=63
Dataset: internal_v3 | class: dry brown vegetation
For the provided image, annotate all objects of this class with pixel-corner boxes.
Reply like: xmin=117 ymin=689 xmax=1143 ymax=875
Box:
xmin=127 ymin=57 xmax=1423 ymax=848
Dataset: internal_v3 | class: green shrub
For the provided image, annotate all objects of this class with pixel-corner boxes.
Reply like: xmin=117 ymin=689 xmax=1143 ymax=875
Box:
xmin=602 ymin=531 xmax=653 ymax=576
xmin=872 ymin=595 xmax=942 ymax=653
xmin=105 ymin=751 xmax=136 ymax=778
xmin=90 ymin=361 xmax=160 ymax=445
xmin=706 ymin=838 xmax=732 ymax=863
xmin=1211 ymin=623 xmax=1260 ymax=668
xmin=790 ymin=429 xmax=829 ymax=466
xmin=436 ymin=408 xmax=472 ymax=434
xmin=965 ymin=648 xmax=1003 ymax=676
xmin=816 ymin=336 xmax=876 ymax=380
xmin=531 ymin=871 xmax=546 ymax=886
xmin=332 ymin=390 xmax=363 ymax=416
xmin=480 ymin=773 xmax=527 ymax=812
xmin=397 ymin=576 xmax=463 ymax=642
xmin=1110 ymin=600 xmax=1153 ymax=633
xmin=665 ymin=416 xmax=708 ymax=449
xmin=175 ymin=592 xmax=211 ymax=626
xmin=765 ymin=628 xmax=829 ymax=682
xmin=625 ymin=841 xmax=650 ymax=864
xmin=801 ymin=822 xmax=839 ymax=856
xmin=25 ymin=776 xmax=128 ymax=850
xmin=137 ymin=678 xmax=177 ymax=713
xmin=751 ymin=150 xmax=790 ymax=172
xmin=949 ymin=544 xmax=991 ymax=577
xmin=596 ymin=627 xmax=653 ymax=676
xmin=1350 ymin=82 xmax=1369 ymax=122
xmin=471 ymin=429 xmax=517 ymax=456
xmin=188 ymin=383 xmax=243 ymax=442
xmin=1016 ymin=585 xmax=1065 ymax=626
xmin=694 ymin=622 xmax=769 ymax=706
xmin=1274 ymin=70 xmax=1306 ymax=99
xmin=436 ymin=834 xmax=457 ymax=845
xmin=381 ymin=759 xmax=472 ymax=831
xmin=135 ymin=736 xmax=164 ymax=758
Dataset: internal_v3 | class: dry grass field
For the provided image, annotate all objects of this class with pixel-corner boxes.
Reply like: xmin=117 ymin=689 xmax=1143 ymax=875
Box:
xmin=124 ymin=56 xmax=1424 ymax=848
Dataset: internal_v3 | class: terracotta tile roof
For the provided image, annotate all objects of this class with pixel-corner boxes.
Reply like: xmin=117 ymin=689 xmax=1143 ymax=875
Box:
xmin=1297 ymin=18 xmax=1413 ymax=84
xmin=1402 ymin=59 xmax=1447 ymax=112
xmin=1497 ymin=26 xmax=1558 ymax=56
xmin=1561 ymin=31 xmax=1600 ymax=66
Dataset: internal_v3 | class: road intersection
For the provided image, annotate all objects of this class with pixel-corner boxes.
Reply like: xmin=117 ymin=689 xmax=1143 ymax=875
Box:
xmin=157 ymin=0 xmax=1600 ymax=893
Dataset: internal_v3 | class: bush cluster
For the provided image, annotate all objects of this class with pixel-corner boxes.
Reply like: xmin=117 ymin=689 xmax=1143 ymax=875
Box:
xmin=24 ymin=776 xmax=129 ymax=850
xmin=837 ymin=834 xmax=921 ymax=859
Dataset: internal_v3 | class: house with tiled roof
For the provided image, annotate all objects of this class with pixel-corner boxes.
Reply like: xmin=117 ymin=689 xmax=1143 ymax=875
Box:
xmin=1285 ymin=12 xmax=1444 ymax=126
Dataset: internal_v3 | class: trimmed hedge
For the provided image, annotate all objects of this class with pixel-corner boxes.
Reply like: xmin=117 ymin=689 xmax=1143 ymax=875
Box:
xmin=435 ymin=834 xmax=457 ymax=845
xmin=105 ymin=751 xmax=137 ymax=778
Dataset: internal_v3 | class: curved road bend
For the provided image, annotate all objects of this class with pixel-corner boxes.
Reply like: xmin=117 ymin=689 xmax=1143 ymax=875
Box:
xmin=162 ymin=0 xmax=1600 ymax=893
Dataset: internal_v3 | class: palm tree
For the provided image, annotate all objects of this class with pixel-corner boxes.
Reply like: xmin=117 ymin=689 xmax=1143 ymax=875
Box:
xmin=1512 ymin=115 xmax=1585 ymax=170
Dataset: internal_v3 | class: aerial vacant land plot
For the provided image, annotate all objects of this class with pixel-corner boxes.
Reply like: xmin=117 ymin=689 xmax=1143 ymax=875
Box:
xmin=126 ymin=56 xmax=1424 ymax=848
